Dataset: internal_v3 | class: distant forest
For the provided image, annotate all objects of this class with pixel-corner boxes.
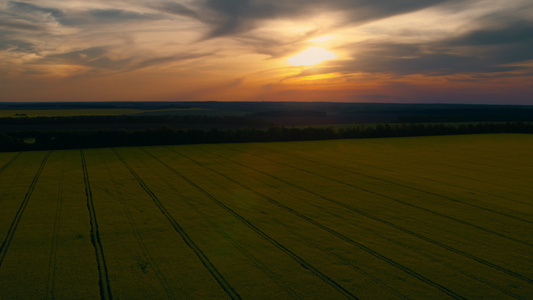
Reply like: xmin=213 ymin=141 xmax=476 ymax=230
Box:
xmin=1 ymin=120 xmax=533 ymax=152
xmin=2 ymin=102 xmax=533 ymax=152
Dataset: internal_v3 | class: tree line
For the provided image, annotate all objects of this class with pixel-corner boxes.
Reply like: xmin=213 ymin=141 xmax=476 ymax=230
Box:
xmin=1 ymin=122 xmax=533 ymax=152
xmin=0 ymin=115 xmax=269 ymax=126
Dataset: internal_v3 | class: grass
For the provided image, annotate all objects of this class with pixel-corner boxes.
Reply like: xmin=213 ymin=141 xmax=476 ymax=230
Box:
xmin=0 ymin=134 xmax=532 ymax=298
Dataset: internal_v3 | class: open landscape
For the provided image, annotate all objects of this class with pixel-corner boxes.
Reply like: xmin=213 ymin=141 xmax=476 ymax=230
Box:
xmin=1 ymin=133 xmax=532 ymax=299
xmin=2 ymin=0 xmax=532 ymax=298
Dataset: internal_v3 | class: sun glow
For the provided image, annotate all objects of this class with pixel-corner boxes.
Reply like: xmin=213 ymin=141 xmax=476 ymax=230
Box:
xmin=288 ymin=47 xmax=337 ymax=66
xmin=310 ymin=35 xmax=333 ymax=43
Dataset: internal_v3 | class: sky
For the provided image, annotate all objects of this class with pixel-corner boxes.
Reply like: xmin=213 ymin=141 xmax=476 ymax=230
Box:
xmin=1 ymin=0 xmax=532 ymax=104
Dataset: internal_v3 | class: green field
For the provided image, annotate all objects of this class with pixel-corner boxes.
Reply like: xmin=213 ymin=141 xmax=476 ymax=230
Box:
xmin=0 ymin=134 xmax=532 ymax=299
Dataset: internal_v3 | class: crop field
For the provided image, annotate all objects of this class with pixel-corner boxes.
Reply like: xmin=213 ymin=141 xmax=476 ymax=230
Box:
xmin=0 ymin=134 xmax=532 ymax=299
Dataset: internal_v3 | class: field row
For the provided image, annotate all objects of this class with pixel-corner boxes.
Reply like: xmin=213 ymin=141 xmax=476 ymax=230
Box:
xmin=0 ymin=134 xmax=532 ymax=299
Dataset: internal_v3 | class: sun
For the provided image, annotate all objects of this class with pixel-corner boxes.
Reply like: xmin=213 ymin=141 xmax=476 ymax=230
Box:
xmin=288 ymin=47 xmax=337 ymax=66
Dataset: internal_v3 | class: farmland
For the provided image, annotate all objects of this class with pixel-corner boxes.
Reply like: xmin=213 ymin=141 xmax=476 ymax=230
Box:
xmin=0 ymin=134 xmax=532 ymax=299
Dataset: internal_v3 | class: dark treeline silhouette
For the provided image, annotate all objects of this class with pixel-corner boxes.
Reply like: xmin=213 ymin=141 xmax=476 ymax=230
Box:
xmin=0 ymin=115 xmax=268 ymax=126
xmin=1 ymin=122 xmax=533 ymax=152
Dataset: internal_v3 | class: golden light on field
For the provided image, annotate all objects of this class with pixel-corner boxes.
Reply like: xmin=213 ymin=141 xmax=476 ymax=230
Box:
xmin=288 ymin=47 xmax=337 ymax=66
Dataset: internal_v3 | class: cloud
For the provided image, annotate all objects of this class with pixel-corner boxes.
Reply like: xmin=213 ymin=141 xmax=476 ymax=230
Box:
xmin=158 ymin=0 xmax=456 ymax=40
xmin=322 ymin=14 xmax=533 ymax=78
xmin=0 ymin=18 xmax=42 ymax=31
xmin=0 ymin=1 xmax=63 ymax=31
xmin=37 ymin=45 xmax=212 ymax=77
xmin=347 ymin=45 xmax=519 ymax=75
xmin=43 ymin=46 xmax=130 ymax=71
xmin=10 ymin=1 xmax=63 ymax=19
xmin=445 ymin=20 xmax=533 ymax=65
xmin=0 ymin=36 xmax=34 ymax=51
xmin=451 ymin=21 xmax=533 ymax=46
xmin=134 ymin=52 xmax=211 ymax=70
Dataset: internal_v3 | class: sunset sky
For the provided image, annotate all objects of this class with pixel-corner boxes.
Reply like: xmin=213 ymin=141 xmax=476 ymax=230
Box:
xmin=1 ymin=0 xmax=532 ymax=104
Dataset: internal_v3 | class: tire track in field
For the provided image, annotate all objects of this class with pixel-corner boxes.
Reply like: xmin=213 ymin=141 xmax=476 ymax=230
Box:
xmin=155 ymin=148 xmax=407 ymax=299
xmin=263 ymin=214 xmax=411 ymax=300
xmin=346 ymin=150 xmax=533 ymax=199
xmin=0 ymin=152 xmax=21 ymax=176
xmin=0 ymin=151 xmax=51 ymax=266
xmin=0 ymin=154 xmax=23 ymax=207
xmin=196 ymin=146 xmax=533 ymax=287
xmin=338 ymin=158 xmax=533 ymax=209
xmin=0 ymin=153 xmax=23 ymax=206
xmin=80 ymin=150 xmax=113 ymax=300
xmin=159 ymin=146 xmax=408 ymax=298
xmin=98 ymin=151 xmax=175 ymax=299
xmin=426 ymin=151 xmax=533 ymax=182
xmin=46 ymin=152 xmax=64 ymax=300
xmin=111 ymin=149 xmax=241 ymax=300
xmin=137 ymin=149 xmax=302 ymax=299
xmin=306 ymin=149 xmax=533 ymax=208
xmin=140 ymin=149 xmax=359 ymax=300
xmin=233 ymin=146 xmax=533 ymax=247
xmin=171 ymin=147 xmax=466 ymax=300
xmin=278 ymin=151 xmax=533 ymax=225
xmin=179 ymin=147 xmax=523 ymax=299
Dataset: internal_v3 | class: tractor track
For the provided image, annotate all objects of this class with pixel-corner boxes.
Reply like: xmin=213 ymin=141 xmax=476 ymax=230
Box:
xmin=0 ymin=152 xmax=21 ymax=176
xmin=112 ymin=148 xmax=241 ymax=300
xmin=0 ymin=153 xmax=23 ymax=206
xmin=99 ymin=151 xmax=175 ymax=299
xmin=230 ymin=146 xmax=533 ymax=247
xmin=174 ymin=146 xmax=472 ymax=299
xmin=140 ymin=148 xmax=359 ymax=300
xmin=196 ymin=145 xmax=533 ymax=287
xmin=186 ymin=146 xmax=524 ymax=298
xmin=322 ymin=147 xmax=533 ymax=200
xmin=0 ymin=151 xmax=51 ymax=266
xmin=46 ymin=152 xmax=64 ymax=299
xmin=81 ymin=150 xmax=113 ymax=300
xmin=158 ymin=148 xmax=406 ymax=299
xmin=137 ymin=148 xmax=303 ymax=299
xmin=330 ymin=156 xmax=533 ymax=209
xmin=267 ymin=148 xmax=533 ymax=224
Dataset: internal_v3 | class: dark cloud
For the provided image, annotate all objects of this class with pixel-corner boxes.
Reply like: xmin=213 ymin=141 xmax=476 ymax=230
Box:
xmin=58 ymin=9 xmax=161 ymax=26
xmin=159 ymin=0 xmax=455 ymax=39
xmin=0 ymin=19 xmax=42 ymax=31
xmin=86 ymin=9 xmax=159 ymax=24
xmin=455 ymin=21 xmax=533 ymax=45
xmin=135 ymin=52 xmax=211 ymax=69
xmin=0 ymin=37 xmax=34 ymax=52
xmin=9 ymin=1 xmax=64 ymax=19
xmin=40 ymin=46 xmax=210 ymax=76
xmin=445 ymin=20 xmax=533 ymax=65
xmin=349 ymin=46 xmax=520 ymax=75
xmin=325 ymin=17 xmax=533 ymax=78
xmin=4 ymin=2 xmax=161 ymax=28
xmin=0 ymin=1 xmax=63 ymax=31
xmin=451 ymin=21 xmax=533 ymax=45
xmin=0 ymin=1 xmax=63 ymax=34
xmin=45 ymin=47 xmax=131 ymax=70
